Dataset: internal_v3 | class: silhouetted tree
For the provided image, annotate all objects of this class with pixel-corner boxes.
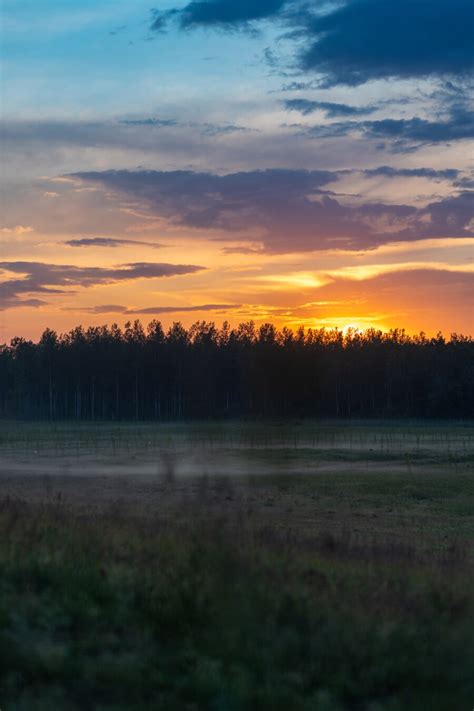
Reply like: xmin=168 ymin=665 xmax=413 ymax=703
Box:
xmin=1 ymin=321 xmax=472 ymax=420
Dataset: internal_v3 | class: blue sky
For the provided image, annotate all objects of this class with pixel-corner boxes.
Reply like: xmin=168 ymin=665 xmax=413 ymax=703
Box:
xmin=1 ymin=0 xmax=473 ymax=339
xmin=2 ymin=0 xmax=274 ymax=117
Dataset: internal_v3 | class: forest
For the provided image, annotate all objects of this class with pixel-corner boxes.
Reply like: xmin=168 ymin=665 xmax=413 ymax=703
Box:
xmin=0 ymin=320 xmax=473 ymax=420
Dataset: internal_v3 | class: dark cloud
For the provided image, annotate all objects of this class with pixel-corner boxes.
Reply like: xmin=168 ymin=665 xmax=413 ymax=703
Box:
xmin=362 ymin=167 xmax=460 ymax=180
xmin=119 ymin=118 xmax=178 ymax=127
xmin=298 ymin=0 xmax=474 ymax=86
xmin=70 ymin=169 xmax=474 ymax=253
xmin=151 ymin=0 xmax=287 ymax=32
xmin=284 ymin=99 xmax=378 ymax=117
xmin=0 ymin=261 xmax=205 ymax=310
xmin=305 ymin=107 xmax=474 ymax=147
xmin=70 ymin=303 xmax=241 ymax=315
xmin=279 ymin=80 xmax=321 ymax=92
xmin=150 ymin=0 xmax=473 ymax=86
xmin=423 ymin=192 xmax=474 ymax=235
xmin=0 ymin=298 xmax=48 ymax=312
xmin=72 ymin=304 xmax=128 ymax=314
xmin=362 ymin=111 xmax=474 ymax=144
xmin=119 ymin=116 xmax=250 ymax=135
xmin=129 ymin=303 xmax=241 ymax=315
xmin=200 ymin=123 xmax=251 ymax=136
xmin=454 ymin=176 xmax=474 ymax=189
xmin=65 ymin=238 xmax=165 ymax=249
xmin=109 ymin=25 xmax=127 ymax=36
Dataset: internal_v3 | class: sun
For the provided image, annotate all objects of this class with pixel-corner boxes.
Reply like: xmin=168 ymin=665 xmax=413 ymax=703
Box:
xmin=341 ymin=322 xmax=365 ymax=335
xmin=308 ymin=317 xmax=391 ymax=334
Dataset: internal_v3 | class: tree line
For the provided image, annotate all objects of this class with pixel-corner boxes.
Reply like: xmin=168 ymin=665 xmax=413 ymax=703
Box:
xmin=0 ymin=320 xmax=473 ymax=420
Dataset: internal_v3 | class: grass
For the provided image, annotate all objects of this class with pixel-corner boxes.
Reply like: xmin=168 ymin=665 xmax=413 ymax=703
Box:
xmin=0 ymin=502 xmax=473 ymax=711
xmin=0 ymin=421 xmax=473 ymax=709
xmin=0 ymin=419 xmax=473 ymax=456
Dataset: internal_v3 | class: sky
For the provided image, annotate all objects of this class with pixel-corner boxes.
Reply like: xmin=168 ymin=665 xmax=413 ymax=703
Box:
xmin=1 ymin=0 xmax=473 ymax=341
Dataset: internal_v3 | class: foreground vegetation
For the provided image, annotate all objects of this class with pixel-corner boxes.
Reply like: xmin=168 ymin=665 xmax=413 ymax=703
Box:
xmin=1 ymin=444 xmax=473 ymax=710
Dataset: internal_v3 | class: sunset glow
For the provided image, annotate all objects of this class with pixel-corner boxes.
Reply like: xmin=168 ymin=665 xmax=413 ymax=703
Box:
xmin=1 ymin=0 xmax=473 ymax=342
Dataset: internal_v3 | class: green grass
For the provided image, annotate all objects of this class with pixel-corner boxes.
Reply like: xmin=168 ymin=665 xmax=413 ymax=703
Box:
xmin=1 ymin=418 xmax=473 ymax=455
xmin=0 ymin=493 xmax=473 ymax=711
xmin=0 ymin=421 xmax=473 ymax=709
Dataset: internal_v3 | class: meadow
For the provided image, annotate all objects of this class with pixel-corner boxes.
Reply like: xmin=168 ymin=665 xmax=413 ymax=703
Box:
xmin=0 ymin=421 xmax=473 ymax=710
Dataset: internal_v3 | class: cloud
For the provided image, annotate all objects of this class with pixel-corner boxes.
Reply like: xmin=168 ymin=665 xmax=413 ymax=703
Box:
xmin=0 ymin=118 xmax=176 ymax=155
xmin=118 ymin=117 xmax=251 ymax=137
xmin=151 ymin=0 xmax=288 ymax=32
xmin=0 ymin=298 xmax=48 ymax=312
xmin=200 ymin=123 xmax=251 ymax=136
xmin=109 ymin=25 xmax=127 ymax=37
xmin=149 ymin=0 xmax=473 ymax=86
xmin=284 ymin=99 xmax=378 ymax=117
xmin=1 ymin=117 xmax=252 ymax=154
xmin=119 ymin=118 xmax=178 ymax=127
xmin=0 ymin=225 xmax=34 ymax=235
xmin=3 ymin=154 xmax=464 ymax=251
xmin=304 ymin=107 xmax=474 ymax=147
xmin=128 ymin=303 xmax=241 ymax=315
xmin=73 ymin=303 xmax=242 ymax=315
xmin=361 ymin=167 xmax=460 ymax=180
xmin=70 ymin=169 xmax=474 ymax=253
xmin=69 ymin=304 xmax=128 ymax=314
xmin=362 ymin=111 xmax=474 ymax=144
xmin=454 ymin=176 xmax=474 ymax=189
xmin=221 ymin=246 xmax=265 ymax=255
xmin=279 ymin=80 xmax=321 ymax=92
xmin=297 ymin=0 xmax=474 ymax=86
xmin=64 ymin=238 xmax=165 ymax=249
xmin=0 ymin=261 xmax=205 ymax=310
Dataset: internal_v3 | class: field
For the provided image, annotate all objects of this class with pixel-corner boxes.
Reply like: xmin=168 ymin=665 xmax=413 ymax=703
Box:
xmin=0 ymin=421 xmax=473 ymax=710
